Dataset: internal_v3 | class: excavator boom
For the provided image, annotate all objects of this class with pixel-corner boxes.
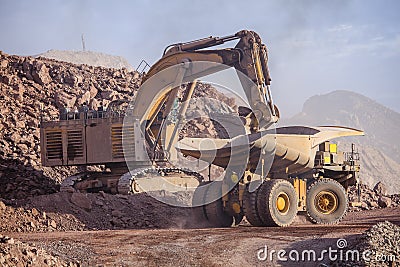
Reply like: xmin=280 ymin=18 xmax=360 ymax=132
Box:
xmin=136 ymin=30 xmax=276 ymax=131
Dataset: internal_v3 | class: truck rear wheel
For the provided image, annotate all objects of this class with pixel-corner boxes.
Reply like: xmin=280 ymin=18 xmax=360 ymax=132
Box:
xmin=257 ymin=179 xmax=298 ymax=227
xmin=203 ymin=181 xmax=235 ymax=227
xmin=192 ymin=181 xmax=212 ymax=226
xmin=225 ymin=189 xmax=244 ymax=226
xmin=306 ymin=178 xmax=348 ymax=224
xmin=243 ymin=182 xmax=265 ymax=226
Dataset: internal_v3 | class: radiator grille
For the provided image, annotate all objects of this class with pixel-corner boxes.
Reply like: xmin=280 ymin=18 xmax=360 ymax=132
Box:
xmin=67 ymin=130 xmax=84 ymax=159
xmin=112 ymin=125 xmax=135 ymax=159
xmin=46 ymin=131 xmax=63 ymax=160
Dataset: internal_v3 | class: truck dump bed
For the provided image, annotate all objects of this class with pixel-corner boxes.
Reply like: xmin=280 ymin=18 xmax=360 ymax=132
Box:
xmin=175 ymin=125 xmax=364 ymax=176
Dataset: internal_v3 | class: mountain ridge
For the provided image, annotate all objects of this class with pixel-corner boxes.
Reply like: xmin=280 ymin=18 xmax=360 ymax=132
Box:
xmin=280 ymin=90 xmax=400 ymax=194
xmin=36 ymin=49 xmax=134 ymax=71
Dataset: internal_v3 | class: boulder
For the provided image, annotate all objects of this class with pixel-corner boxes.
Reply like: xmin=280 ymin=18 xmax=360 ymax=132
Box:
xmin=2 ymin=74 xmax=15 ymax=85
xmin=77 ymin=91 xmax=91 ymax=105
xmin=101 ymin=90 xmax=116 ymax=99
xmin=196 ymin=123 xmax=206 ymax=131
xmin=111 ymin=210 xmax=124 ymax=218
xmin=49 ymin=220 xmax=57 ymax=228
xmin=10 ymin=132 xmax=21 ymax=143
xmin=89 ymin=98 xmax=99 ymax=110
xmin=367 ymin=200 xmax=379 ymax=208
xmin=373 ymin=181 xmax=388 ymax=196
xmin=70 ymin=192 xmax=92 ymax=211
xmin=378 ymin=196 xmax=392 ymax=208
xmin=64 ymin=73 xmax=83 ymax=87
xmin=360 ymin=202 xmax=369 ymax=210
xmin=15 ymin=120 xmax=25 ymax=129
xmin=55 ymin=91 xmax=77 ymax=108
xmin=89 ymin=85 xmax=98 ymax=98
xmin=0 ymin=236 xmax=14 ymax=244
xmin=31 ymin=61 xmax=51 ymax=85
xmin=17 ymin=143 xmax=29 ymax=154
xmin=94 ymin=200 xmax=104 ymax=206
xmin=133 ymin=72 xmax=140 ymax=80
xmin=13 ymin=84 xmax=25 ymax=102
xmin=22 ymin=59 xmax=34 ymax=80
xmin=31 ymin=208 xmax=40 ymax=217
xmin=0 ymin=59 xmax=8 ymax=68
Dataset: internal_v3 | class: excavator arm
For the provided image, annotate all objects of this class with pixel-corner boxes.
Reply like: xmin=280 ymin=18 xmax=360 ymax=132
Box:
xmin=131 ymin=30 xmax=277 ymax=131
xmin=144 ymin=30 xmax=271 ymax=86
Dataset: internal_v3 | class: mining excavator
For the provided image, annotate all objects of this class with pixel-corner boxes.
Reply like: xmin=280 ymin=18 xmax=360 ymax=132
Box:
xmin=40 ymin=30 xmax=363 ymax=227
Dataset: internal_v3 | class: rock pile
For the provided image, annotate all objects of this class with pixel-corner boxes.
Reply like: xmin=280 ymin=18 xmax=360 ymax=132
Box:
xmin=0 ymin=51 xmax=142 ymax=200
xmin=0 ymin=191 xmax=199 ymax=233
xmin=0 ymin=199 xmax=84 ymax=233
xmin=333 ymin=221 xmax=400 ymax=266
xmin=348 ymin=182 xmax=400 ymax=212
xmin=191 ymin=83 xmax=236 ymax=108
xmin=177 ymin=83 xmax=237 ymax=139
xmin=25 ymin=191 xmax=198 ymax=230
xmin=0 ymin=234 xmax=77 ymax=266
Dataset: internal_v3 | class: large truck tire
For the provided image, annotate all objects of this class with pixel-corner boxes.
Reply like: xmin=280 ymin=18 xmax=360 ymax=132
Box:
xmin=306 ymin=178 xmax=348 ymax=224
xmin=192 ymin=181 xmax=213 ymax=227
xmin=257 ymin=179 xmax=298 ymax=227
xmin=243 ymin=182 xmax=265 ymax=226
xmin=203 ymin=181 xmax=235 ymax=227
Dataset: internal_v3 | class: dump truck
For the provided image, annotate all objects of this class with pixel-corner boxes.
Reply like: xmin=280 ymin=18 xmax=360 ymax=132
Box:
xmin=40 ymin=30 xmax=363 ymax=227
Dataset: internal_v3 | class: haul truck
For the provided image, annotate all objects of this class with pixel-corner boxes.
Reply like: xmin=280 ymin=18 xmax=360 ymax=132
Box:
xmin=40 ymin=30 xmax=363 ymax=227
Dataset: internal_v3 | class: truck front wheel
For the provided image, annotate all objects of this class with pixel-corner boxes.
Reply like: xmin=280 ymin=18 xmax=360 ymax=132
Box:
xmin=306 ymin=178 xmax=348 ymax=224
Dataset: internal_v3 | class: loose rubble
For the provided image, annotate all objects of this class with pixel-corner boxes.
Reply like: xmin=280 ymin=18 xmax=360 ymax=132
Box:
xmin=333 ymin=221 xmax=400 ymax=266
xmin=0 ymin=234 xmax=78 ymax=266
xmin=0 ymin=191 xmax=202 ymax=233
xmin=348 ymin=182 xmax=400 ymax=211
xmin=0 ymin=198 xmax=84 ymax=233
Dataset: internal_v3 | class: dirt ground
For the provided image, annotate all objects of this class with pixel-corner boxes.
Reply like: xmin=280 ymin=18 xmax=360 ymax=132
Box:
xmin=9 ymin=207 xmax=400 ymax=267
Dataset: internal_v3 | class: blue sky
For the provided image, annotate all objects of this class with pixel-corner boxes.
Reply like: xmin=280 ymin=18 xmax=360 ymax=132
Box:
xmin=1 ymin=0 xmax=399 ymax=117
